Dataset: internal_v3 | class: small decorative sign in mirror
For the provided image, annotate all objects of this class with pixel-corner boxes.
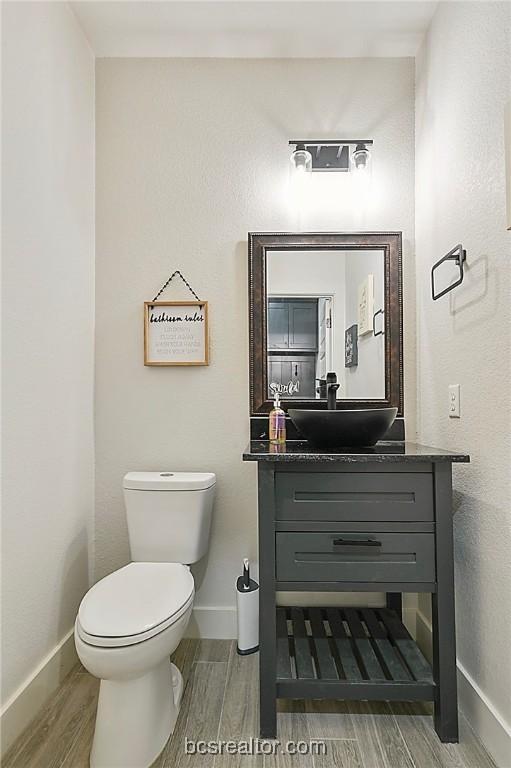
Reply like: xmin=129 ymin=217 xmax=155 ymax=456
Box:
xmin=144 ymin=301 xmax=209 ymax=366
xmin=345 ymin=324 xmax=358 ymax=367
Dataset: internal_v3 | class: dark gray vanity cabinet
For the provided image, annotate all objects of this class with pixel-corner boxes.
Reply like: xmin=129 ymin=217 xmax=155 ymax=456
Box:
xmin=243 ymin=444 xmax=470 ymax=745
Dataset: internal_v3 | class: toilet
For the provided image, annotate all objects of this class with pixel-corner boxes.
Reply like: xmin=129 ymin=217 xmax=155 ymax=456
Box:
xmin=74 ymin=471 xmax=216 ymax=768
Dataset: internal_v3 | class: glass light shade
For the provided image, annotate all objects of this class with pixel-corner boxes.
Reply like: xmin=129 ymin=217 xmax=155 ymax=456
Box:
xmin=290 ymin=146 xmax=312 ymax=175
xmin=351 ymin=144 xmax=371 ymax=174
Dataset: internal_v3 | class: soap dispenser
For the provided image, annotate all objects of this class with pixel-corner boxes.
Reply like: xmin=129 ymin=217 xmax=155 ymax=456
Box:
xmin=269 ymin=393 xmax=286 ymax=444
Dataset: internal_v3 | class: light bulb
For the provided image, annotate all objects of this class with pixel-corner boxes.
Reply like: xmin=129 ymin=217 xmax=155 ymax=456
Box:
xmin=351 ymin=143 xmax=371 ymax=174
xmin=291 ymin=144 xmax=312 ymax=172
xmin=290 ymin=144 xmax=312 ymax=206
xmin=351 ymin=143 xmax=372 ymax=201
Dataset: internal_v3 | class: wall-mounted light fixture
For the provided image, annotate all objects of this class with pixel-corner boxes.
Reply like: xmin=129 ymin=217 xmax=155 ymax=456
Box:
xmin=289 ymin=139 xmax=373 ymax=175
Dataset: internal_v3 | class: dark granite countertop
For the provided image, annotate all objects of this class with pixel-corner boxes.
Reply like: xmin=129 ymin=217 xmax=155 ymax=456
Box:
xmin=243 ymin=440 xmax=470 ymax=463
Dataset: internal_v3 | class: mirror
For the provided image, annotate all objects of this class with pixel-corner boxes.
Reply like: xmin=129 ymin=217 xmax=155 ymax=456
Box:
xmin=248 ymin=232 xmax=403 ymax=415
xmin=267 ymin=250 xmax=385 ymax=401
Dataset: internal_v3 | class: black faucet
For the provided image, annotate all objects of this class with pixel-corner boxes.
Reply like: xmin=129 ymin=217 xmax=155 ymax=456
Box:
xmin=326 ymin=372 xmax=340 ymax=410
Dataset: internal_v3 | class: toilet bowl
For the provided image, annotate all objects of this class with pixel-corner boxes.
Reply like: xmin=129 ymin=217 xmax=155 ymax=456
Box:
xmin=75 ymin=472 xmax=216 ymax=768
xmin=75 ymin=562 xmax=194 ymax=768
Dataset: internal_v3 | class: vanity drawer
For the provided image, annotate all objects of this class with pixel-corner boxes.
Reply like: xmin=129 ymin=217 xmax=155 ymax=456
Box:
xmin=275 ymin=531 xmax=435 ymax=583
xmin=275 ymin=472 xmax=433 ymax=522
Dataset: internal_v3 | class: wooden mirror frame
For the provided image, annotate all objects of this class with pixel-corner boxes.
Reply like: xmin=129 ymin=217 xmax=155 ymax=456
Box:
xmin=248 ymin=232 xmax=403 ymax=416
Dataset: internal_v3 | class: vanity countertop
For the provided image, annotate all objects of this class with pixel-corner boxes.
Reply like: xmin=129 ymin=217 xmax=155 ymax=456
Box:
xmin=243 ymin=440 xmax=470 ymax=463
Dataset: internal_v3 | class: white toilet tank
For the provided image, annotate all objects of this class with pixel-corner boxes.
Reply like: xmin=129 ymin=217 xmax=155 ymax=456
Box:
xmin=123 ymin=472 xmax=216 ymax=564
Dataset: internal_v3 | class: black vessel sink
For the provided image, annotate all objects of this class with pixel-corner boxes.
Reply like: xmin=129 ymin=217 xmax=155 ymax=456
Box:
xmin=288 ymin=407 xmax=398 ymax=449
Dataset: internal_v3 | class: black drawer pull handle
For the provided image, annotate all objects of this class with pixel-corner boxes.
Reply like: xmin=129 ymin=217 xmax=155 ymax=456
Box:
xmin=332 ymin=538 xmax=382 ymax=547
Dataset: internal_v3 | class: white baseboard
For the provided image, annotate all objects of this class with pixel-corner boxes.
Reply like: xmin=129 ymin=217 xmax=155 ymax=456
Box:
xmin=416 ymin=609 xmax=511 ymax=768
xmin=456 ymin=661 xmax=511 ymax=768
xmin=0 ymin=628 xmax=78 ymax=757
xmin=186 ymin=606 xmax=237 ymax=639
xmin=415 ymin=607 xmax=433 ymax=661
xmin=187 ymin=599 xmax=408 ymax=641
xmin=187 ymin=601 xmax=417 ymax=643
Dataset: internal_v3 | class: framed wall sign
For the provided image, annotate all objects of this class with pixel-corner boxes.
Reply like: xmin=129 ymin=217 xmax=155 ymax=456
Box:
xmin=144 ymin=301 xmax=209 ymax=366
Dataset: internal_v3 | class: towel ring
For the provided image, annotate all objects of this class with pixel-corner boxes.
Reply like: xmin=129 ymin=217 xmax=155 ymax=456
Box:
xmin=431 ymin=244 xmax=467 ymax=301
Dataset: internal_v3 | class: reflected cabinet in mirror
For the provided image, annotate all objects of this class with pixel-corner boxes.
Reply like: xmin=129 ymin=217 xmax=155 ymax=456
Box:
xmin=248 ymin=232 xmax=403 ymax=415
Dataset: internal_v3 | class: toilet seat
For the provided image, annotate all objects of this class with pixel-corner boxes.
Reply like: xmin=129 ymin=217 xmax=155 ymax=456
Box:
xmin=77 ymin=562 xmax=194 ymax=648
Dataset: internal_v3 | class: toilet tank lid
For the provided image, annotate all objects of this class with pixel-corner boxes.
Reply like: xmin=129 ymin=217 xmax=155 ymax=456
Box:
xmin=123 ymin=471 xmax=216 ymax=491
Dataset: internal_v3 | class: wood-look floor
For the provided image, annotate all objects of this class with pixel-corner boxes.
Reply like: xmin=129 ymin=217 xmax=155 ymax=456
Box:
xmin=3 ymin=639 xmax=496 ymax=768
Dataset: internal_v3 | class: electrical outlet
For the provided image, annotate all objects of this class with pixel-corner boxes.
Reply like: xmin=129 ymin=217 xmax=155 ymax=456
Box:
xmin=449 ymin=384 xmax=460 ymax=418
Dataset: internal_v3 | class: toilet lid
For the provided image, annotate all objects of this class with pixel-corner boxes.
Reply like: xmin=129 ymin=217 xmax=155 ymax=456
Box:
xmin=123 ymin=471 xmax=216 ymax=491
xmin=77 ymin=563 xmax=194 ymax=647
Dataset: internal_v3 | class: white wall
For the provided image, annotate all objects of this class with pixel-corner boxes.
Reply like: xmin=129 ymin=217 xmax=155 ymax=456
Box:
xmin=1 ymin=0 xmax=95 ymax=747
xmin=415 ymin=3 xmax=511 ymax=764
xmin=344 ymin=250 xmax=385 ymax=399
xmin=95 ymin=57 xmax=415 ymax=635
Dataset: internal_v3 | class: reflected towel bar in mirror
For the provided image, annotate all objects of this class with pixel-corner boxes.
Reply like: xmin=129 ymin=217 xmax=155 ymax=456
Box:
xmin=373 ymin=308 xmax=384 ymax=336
xmin=431 ymin=244 xmax=467 ymax=300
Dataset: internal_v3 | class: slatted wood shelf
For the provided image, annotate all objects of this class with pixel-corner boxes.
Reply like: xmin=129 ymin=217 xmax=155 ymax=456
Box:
xmin=276 ymin=607 xmax=435 ymax=701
